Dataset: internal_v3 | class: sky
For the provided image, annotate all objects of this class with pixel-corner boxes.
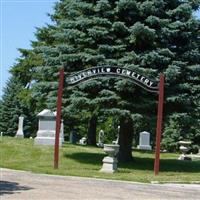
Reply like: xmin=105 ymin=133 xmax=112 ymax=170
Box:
xmin=0 ymin=0 xmax=57 ymax=98
xmin=0 ymin=0 xmax=200 ymax=99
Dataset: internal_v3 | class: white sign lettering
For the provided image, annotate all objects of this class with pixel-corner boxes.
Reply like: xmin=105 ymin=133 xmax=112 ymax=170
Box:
xmin=66 ymin=67 xmax=158 ymax=92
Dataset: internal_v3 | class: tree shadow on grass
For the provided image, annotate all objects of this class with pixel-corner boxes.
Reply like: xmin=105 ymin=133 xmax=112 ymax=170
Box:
xmin=160 ymin=159 xmax=200 ymax=173
xmin=64 ymin=152 xmax=105 ymax=166
xmin=65 ymin=152 xmax=200 ymax=173
xmin=132 ymin=148 xmax=155 ymax=154
xmin=120 ymin=157 xmax=200 ymax=173
xmin=0 ymin=181 xmax=33 ymax=196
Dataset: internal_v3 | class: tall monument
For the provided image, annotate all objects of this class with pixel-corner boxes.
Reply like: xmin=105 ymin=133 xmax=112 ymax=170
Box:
xmin=15 ymin=116 xmax=24 ymax=138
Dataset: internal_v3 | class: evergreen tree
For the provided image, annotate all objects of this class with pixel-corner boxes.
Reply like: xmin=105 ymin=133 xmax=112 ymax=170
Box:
xmin=0 ymin=46 xmax=45 ymax=137
xmin=10 ymin=48 xmax=44 ymax=112
xmin=30 ymin=0 xmax=200 ymax=159
xmin=0 ymin=76 xmax=34 ymax=137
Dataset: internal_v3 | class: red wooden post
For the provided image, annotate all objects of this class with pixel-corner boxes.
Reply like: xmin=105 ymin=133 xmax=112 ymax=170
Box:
xmin=154 ymin=74 xmax=164 ymax=175
xmin=54 ymin=68 xmax=64 ymax=169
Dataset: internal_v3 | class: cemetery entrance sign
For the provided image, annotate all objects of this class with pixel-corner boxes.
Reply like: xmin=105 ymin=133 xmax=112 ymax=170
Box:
xmin=54 ymin=67 xmax=164 ymax=175
xmin=66 ymin=66 xmax=158 ymax=93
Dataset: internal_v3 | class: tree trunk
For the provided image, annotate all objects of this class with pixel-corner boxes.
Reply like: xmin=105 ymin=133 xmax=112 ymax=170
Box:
xmin=87 ymin=115 xmax=97 ymax=146
xmin=117 ymin=116 xmax=134 ymax=162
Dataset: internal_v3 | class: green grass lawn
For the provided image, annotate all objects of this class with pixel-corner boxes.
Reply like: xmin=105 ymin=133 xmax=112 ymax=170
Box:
xmin=1 ymin=136 xmax=200 ymax=183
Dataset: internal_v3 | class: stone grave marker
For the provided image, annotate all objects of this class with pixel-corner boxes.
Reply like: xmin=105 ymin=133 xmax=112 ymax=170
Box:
xmin=60 ymin=119 xmax=64 ymax=143
xmin=79 ymin=137 xmax=87 ymax=145
xmin=34 ymin=109 xmax=63 ymax=146
xmin=15 ymin=116 xmax=24 ymax=138
xmin=97 ymin=129 xmax=104 ymax=147
xmin=137 ymin=131 xmax=152 ymax=150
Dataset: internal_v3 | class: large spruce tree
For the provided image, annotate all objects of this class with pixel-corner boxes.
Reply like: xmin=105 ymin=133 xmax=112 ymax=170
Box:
xmin=1 ymin=0 xmax=199 ymax=159
xmin=31 ymin=0 xmax=200 ymax=160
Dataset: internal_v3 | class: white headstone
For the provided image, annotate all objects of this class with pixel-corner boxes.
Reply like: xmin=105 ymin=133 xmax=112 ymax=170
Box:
xmin=112 ymin=125 xmax=120 ymax=145
xmin=79 ymin=137 xmax=87 ymax=145
xmin=97 ymin=130 xmax=104 ymax=147
xmin=60 ymin=119 xmax=64 ymax=143
xmin=34 ymin=109 xmax=63 ymax=146
xmin=15 ymin=116 xmax=24 ymax=138
xmin=137 ymin=131 xmax=152 ymax=150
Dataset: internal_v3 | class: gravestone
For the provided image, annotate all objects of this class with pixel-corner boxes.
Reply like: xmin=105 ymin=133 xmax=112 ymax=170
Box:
xmin=97 ymin=130 xmax=104 ymax=147
xmin=69 ymin=129 xmax=79 ymax=144
xmin=60 ymin=119 xmax=64 ymax=143
xmin=15 ymin=116 xmax=24 ymax=138
xmin=178 ymin=141 xmax=192 ymax=161
xmin=34 ymin=109 xmax=63 ymax=146
xmin=137 ymin=131 xmax=152 ymax=150
xmin=79 ymin=137 xmax=87 ymax=145
xmin=112 ymin=125 xmax=120 ymax=145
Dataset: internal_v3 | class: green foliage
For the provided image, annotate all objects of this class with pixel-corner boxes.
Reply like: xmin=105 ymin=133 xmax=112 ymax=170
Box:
xmin=1 ymin=0 xmax=200 ymax=151
xmin=97 ymin=116 xmax=119 ymax=143
xmin=0 ymin=76 xmax=36 ymax=137
xmin=10 ymin=49 xmax=43 ymax=86
xmin=162 ymin=113 xmax=200 ymax=152
xmin=0 ymin=47 xmax=43 ymax=137
xmin=30 ymin=0 xmax=200 ymax=150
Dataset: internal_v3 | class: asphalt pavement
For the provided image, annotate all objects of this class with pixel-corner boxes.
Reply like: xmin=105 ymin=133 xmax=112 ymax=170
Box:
xmin=1 ymin=168 xmax=200 ymax=200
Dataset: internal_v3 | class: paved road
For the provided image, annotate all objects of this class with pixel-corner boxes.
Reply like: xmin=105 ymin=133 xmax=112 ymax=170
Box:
xmin=1 ymin=168 xmax=200 ymax=200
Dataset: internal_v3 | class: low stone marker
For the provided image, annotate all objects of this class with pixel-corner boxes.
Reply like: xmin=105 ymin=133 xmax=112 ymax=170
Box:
xmin=34 ymin=109 xmax=63 ymax=146
xmin=178 ymin=141 xmax=192 ymax=161
xmin=137 ymin=131 xmax=152 ymax=150
xmin=178 ymin=143 xmax=200 ymax=161
xmin=79 ymin=137 xmax=87 ymax=145
xmin=15 ymin=116 xmax=24 ymax=138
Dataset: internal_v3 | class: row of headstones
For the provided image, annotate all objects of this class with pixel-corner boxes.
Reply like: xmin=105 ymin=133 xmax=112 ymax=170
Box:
xmin=16 ymin=109 xmax=152 ymax=149
xmin=16 ymin=109 xmax=64 ymax=146
xmin=80 ymin=128 xmax=152 ymax=150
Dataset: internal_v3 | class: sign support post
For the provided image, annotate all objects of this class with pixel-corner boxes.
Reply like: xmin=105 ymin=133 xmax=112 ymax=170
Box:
xmin=154 ymin=74 xmax=164 ymax=175
xmin=54 ymin=68 xmax=64 ymax=169
xmin=54 ymin=66 xmax=164 ymax=174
